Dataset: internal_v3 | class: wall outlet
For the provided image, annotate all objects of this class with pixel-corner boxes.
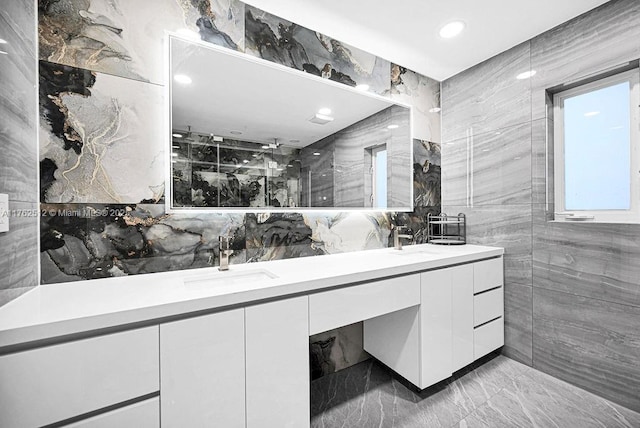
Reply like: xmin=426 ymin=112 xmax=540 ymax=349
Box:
xmin=0 ymin=194 xmax=8 ymax=233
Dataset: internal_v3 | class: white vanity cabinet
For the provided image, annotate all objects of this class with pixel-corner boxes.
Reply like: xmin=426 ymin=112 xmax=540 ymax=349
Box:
xmin=246 ymin=296 xmax=309 ymax=428
xmin=0 ymin=327 xmax=159 ymax=428
xmin=364 ymin=257 xmax=504 ymax=390
xmin=160 ymin=308 xmax=246 ymax=428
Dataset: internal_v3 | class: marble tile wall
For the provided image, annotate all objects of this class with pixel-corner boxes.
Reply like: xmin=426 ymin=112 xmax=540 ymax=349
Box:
xmin=441 ymin=0 xmax=640 ymax=412
xmin=0 ymin=0 xmax=39 ymax=306
xmin=30 ymin=0 xmax=442 ymax=378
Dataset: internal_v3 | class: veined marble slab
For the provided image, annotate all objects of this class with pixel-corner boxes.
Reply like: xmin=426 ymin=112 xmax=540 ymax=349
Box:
xmin=39 ymin=0 xmax=245 ymax=85
xmin=389 ymin=65 xmax=441 ymax=142
xmin=503 ymin=282 xmax=532 ymax=366
xmin=39 ymin=62 xmax=164 ymax=204
xmin=533 ymin=287 xmax=640 ymax=413
xmin=441 ymin=42 xmax=531 ymax=144
xmin=244 ymin=4 xmax=390 ymax=95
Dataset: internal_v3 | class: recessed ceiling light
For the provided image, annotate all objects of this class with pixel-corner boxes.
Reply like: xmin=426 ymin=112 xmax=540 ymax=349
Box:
xmin=428 ymin=107 xmax=441 ymax=113
xmin=230 ymin=130 xmax=242 ymax=135
xmin=355 ymin=84 xmax=370 ymax=91
xmin=318 ymin=107 xmax=332 ymax=115
xmin=289 ymin=139 xmax=300 ymax=143
xmin=387 ymin=124 xmax=399 ymax=129
xmin=174 ymin=74 xmax=192 ymax=84
xmin=439 ymin=21 xmax=465 ymax=39
xmin=0 ymin=39 xmax=7 ymax=44
xmin=516 ymin=70 xmax=537 ymax=80
xmin=584 ymin=111 xmax=600 ymax=117
xmin=172 ymin=133 xmax=183 ymax=138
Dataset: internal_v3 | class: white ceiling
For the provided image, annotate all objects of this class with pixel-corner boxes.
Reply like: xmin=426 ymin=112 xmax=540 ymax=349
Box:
xmin=244 ymin=0 xmax=610 ymax=81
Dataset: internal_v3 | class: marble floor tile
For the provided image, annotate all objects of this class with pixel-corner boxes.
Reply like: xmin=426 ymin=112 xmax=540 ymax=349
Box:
xmin=311 ymin=354 xmax=640 ymax=428
xmin=459 ymin=362 xmax=640 ymax=428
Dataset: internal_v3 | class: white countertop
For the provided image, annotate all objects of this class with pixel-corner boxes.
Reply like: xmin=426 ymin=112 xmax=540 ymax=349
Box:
xmin=0 ymin=244 xmax=503 ymax=350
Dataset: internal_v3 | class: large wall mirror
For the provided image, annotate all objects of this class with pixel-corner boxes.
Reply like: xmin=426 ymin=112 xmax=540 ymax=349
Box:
xmin=168 ymin=35 xmax=413 ymax=211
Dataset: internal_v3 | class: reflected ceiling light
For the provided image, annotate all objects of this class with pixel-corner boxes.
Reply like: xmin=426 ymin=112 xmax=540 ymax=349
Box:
xmin=172 ymin=133 xmax=183 ymax=138
xmin=355 ymin=84 xmax=369 ymax=91
xmin=313 ymin=152 xmax=321 ymax=156
xmin=584 ymin=111 xmax=600 ymax=117
xmin=318 ymin=107 xmax=332 ymax=115
xmin=387 ymin=124 xmax=399 ymax=129
xmin=0 ymin=50 xmax=7 ymax=55
xmin=261 ymin=145 xmax=270 ymax=149
xmin=171 ymin=153 xmax=178 ymax=156
xmin=230 ymin=130 xmax=242 ymax=135
xmin=0 ymin=39 xmax=7 ymax=44
xmin=309 ymin=113 xmax=334 ymax=125
xmin=243 ymin=159 xmax=249 ymax=163
xmin=174 ymin=74 xmax=192 ymax=84
xmin=439 ymin=21 xmax=465 ymax=39
xmin=428 ymin=107 xmax=441 ymax=113
xmin=287 ymin=164 xmax=293 ymax=167
xmin=516 ymin=70 xmax=536 ymax=80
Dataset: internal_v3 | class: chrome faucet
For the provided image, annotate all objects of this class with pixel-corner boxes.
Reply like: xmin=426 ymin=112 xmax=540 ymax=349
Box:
xmin=393 ymin=225 xmax=414 ymax=250
xmin=218 ymin=236 xmax=232 ymax=271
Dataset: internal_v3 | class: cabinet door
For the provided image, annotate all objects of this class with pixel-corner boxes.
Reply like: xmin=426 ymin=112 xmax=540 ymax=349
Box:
xmin=420 ymin=269 xmax=453 ymax=388
xmin=451 ymin=264 xmax=474 ymax=372
xmin=246 ymin=296 xmax=309 ymax=428
xmin=0 ymin=327 xmax=159 ymax=428
xmin=160 ymin=309 xmax=245 ymax=428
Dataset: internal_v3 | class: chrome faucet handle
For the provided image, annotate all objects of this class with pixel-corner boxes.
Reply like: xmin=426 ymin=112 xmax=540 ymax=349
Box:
xmin=392 ymin=225 xmax=414 ymax=250
xmin=219 ymin=235 xmax=231 ymax=251
xmin=218 ymin=236 xmax=232 ymax=271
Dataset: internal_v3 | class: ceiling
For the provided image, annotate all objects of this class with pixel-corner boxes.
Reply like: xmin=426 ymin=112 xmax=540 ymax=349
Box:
xmin=243 ymin=0 xmax=610 ymax=81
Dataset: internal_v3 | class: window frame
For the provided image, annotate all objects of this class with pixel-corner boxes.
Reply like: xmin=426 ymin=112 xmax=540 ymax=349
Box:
xmin=553 ymin=68 xmax=640 ymax=223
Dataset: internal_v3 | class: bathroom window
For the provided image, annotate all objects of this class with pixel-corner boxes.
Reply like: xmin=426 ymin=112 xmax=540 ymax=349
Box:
xmin=553 ymin=68 xmax=640 ymax=223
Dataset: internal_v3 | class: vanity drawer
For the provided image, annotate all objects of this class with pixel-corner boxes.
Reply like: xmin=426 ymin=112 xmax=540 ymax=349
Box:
xmin=309 ymin=274 xmax=421 ymax=335
xmin=473 ymin=258 xmax=503 ymax=293
xmin=0 ymin=327 xmax=159 ymax=428
xmin=63 ymin=397 xmax=159 ymax=428
xmin=474 ymin=317 xmax=504 ymax=359
xmin=473 ymin=286 xmax=503 ymax=327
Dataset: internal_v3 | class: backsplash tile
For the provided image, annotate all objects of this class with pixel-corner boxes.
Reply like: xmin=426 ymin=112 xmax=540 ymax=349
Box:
xmin=39 ymin=61 xmax=165 ymax=204
xmin=244 ymin=4 xmax=391 ymax=95
xmin=38 ymin=0 xmax=245 ymax=85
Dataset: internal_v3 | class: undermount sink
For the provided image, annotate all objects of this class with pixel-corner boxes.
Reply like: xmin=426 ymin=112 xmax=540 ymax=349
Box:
xmin=184 ymin=269 xmax=278 ymax=287
xmin=389 ymin=245 xmax=444 ymax=256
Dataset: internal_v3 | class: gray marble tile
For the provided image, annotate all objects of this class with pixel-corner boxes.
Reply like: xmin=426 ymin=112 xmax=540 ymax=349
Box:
xmin=459 ymin=361 xmax=640 ymax=427
xmin=311 ymin=355 xmax=534 ymax=428
xmin=533 ymin=287 xmax=640 ymax=412
xmin=40 ymin=203 xmax=246 ymax=284
xmin=442 ymin=123 xmax=532 ymax=207
xmin=441 ymin=42 xmax=531 ymax=143
xmin=0 ymin=202 xmax=39 ymax=305
xmin=244 ymin=4 xmax=391 ymax=95
xmin=442 ymin=205 xmax=532 ymax=287
xmin=39 ymin=0 xmax=245 ymax=85
xmin=413 ymin=140 xmax=441 ymax=208
xmin=389 ymin=65 xmax=441 ymax=142
xmin=503 ymin=283 xmax=533 ymax=366
xmin=533 ymin=219 xmax=640 ymax=308
xmin=39 ymin=62 xmax=165 ymax=204
xmin=0 ymin=0 xmax=37 ymax=204
xmin=530 ymin=0 xmax=640 ymax=120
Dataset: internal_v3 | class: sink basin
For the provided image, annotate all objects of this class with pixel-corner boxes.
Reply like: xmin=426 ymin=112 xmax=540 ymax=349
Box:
xmin=389 ymin=245 xmax=443 ymax=256
xmin=184 ymin=269 xmax=278 ymax=287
